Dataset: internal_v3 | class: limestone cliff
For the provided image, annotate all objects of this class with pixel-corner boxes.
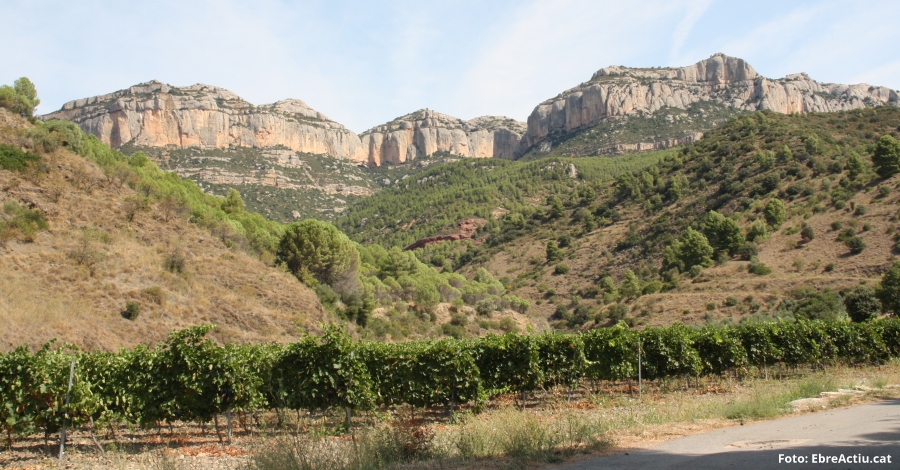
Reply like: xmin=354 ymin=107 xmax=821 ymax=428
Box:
xmin=42 ymin=81 xmax=368 ymax=163
xmin=518 ymin=53 xmax=900 ymax=157
xmin=360 ymin=110 xmax=525 ymax=165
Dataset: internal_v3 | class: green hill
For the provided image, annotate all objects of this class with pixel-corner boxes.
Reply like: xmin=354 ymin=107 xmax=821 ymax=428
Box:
xmin=337 ymin=106 xmax=900 ymax=330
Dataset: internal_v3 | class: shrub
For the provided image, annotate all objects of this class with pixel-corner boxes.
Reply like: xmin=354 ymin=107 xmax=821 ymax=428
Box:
xmin=843 ymin=286 xmax=880 ymax=322
xmin=164 ymin=252 xmax=185 ymax=273
xmin=607 ymin=303 xmax=628 ymax=323
xmin=663 ymin=228 xmax=714 ymax=272
xmin=725 ymin=296 xmax=739 ymax=307
xmin=831 ymin=220 xmax=842 ymax=231
xmin=793 ymin=289 xmax=846 ymax=321
xmin=0 ymin=144 xmax=39 ymax=172
xmin=748 ymin=259 xmax=772 ymax=275
xmin=746 ymin=220 xmax=768 ymax=242
xmin=546 ymin=240 xmax=561 ymax=262
xmin=824 ymin=263 xmax=835 ymax=272
xmin=764 ymin=198 xmax=786 ymax=228
xmin=855 ymin=205 xmax=867 ymax=216
xmin=879 ymin=185 xmax=891 ymax=198
xmin=554 ymin=263 xmax=570 ymax=275
xmin=475 ymin=298 xmax=497 ymax=317
xmin=800 ymin=225 xmax=815 ymax=241
xmin=878 ymin=263 xmax=900 ymax=316
xmin=845 ymin=236 xmax=866 ymax=255
xmin=121 ymin=301 xmax=140 ymax=320
xmin=872 ymin=135 xmax=900 ymax=178
xmin=736 ymin=242 xmax=759 ymax=261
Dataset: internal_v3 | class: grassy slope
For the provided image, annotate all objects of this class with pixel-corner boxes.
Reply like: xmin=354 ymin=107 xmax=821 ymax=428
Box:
xmin=341 ymin=106 xmax=900 ymax=329
xmin=0 ymin=110 xmax=330 ymax=352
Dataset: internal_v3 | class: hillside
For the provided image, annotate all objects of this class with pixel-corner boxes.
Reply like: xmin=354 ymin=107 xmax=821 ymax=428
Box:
xmin=121 ymin=143 xmax=376 ymax=221
xmin=336 ymin=149 xmax=673 ymax=248
xmin=339 ymin=106 xmax=900 ymax=329
xmin=517 ymin=53 xmax=899 ymax=159
xmin=0 ymin=109 xmax=330 ymax=351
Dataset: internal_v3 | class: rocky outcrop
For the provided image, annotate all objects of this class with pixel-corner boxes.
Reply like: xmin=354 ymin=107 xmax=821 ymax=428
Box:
xmin=42 ymin=81 xmax=368 ymax=163
xmin=518 ymin=53 xmax=900 ymax=157
xmin=360 ymin=110 xmax=525 ymax=166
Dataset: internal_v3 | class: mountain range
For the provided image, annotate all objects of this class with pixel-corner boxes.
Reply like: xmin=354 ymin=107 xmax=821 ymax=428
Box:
xmin=41 ymin=54 xmax=899 ymax=220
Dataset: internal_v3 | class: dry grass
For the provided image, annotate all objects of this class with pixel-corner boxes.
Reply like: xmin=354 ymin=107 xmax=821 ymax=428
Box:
xmin=0 ymin=114 xmax=330 ymax=352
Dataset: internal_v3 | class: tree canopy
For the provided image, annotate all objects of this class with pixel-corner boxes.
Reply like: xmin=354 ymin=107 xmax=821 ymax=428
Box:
xmin=0 ymin=77 xmax=40 ymax=118
xmin=277 ymin=219 xmax=359 ymax=286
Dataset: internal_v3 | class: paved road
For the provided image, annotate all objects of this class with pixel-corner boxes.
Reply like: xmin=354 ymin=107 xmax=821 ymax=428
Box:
xmin=558 ymin=399 xmax=900 ymax=469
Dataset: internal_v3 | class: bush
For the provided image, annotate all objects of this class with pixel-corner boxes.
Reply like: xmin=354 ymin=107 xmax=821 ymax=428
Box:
xmin=475 ymin=298 xmax=497 ymax=317
xmin=554 ymin=263 xmax=570 ymax=275
xmin=764 ymin=198 xmax=786 ymax=228
xmin=845 ymin=236 xmax=866 ymax=255
xmin=725 ymin=296 xmax=739 ymax=307
xmin=745 ymin=220 xmax=768 ymax=242
xmin=663 ymin=228 xmax=714 ymax=272
xmin=800 ymin=225 xmax=815 ymax=241
xmin=878 ymin=263 xmax=900 ymax=316
xmin=0 ymin=144 xmax=39 ymax=172
xmin=164 ymin=251 xmax=185 ymax=273
xmin=545 ymin=240 xmax=561 ymax=262
xmin=793 ymin=289 xmax=846 ymax=321
xmin=824 ymin=263 xmax=835 ymax=272
xmin=121 ymin=301 xmax=140 ymax=320
xmin=748 ymin=259 xmax=772 ymax=275
xmin=872 ymin=135 xmax=900 ymax=178
xmin=843 ymin=286 xmax=880 ymax=322
xmin=854 ymin=205 xmax=867 ymax=216
xmin=831 ymin=220 xmax=842 ymax=231
xmin=736 ymin=242 xmax=759 ymax=261
xmin=607 ymin=303 xmax=628 ymax=323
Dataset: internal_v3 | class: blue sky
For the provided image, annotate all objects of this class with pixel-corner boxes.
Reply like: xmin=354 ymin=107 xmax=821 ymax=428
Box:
xmin=2 ymin=0 xmax=898 ymax=133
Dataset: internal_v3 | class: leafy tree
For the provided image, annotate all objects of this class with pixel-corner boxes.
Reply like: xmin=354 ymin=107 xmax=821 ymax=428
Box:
xmin=376 ymin=246 xmax=420 ymax=279
xmin=0 ymin=77 xmax=40 ymax=117
xmin=872 ymin=135 xmax=900 ymax=178
xmin=764 ymin=198 xmax=786 ymax=228
xmin=878 ymin=262 xmax=900 ymax=316
xmin=745 ymin=220 xmax=768 ymax=242
xmin=843 ymin=285 xmax=880 ymax=322
xmin=546 ymin=240 xmax=561 ymax=262
xmin=277 ymin=219 xmax=359 ymax=286
xmin=846 ymin=153 xmax=865 ymax=179
xmin=663 ymin=228 xmax=714 ymax=272
xmin=620 ymin=270 xmax=642 ymax=298
xmin=702 ymin=210 xmax=744 ymax=256
xmin=222 ymin=188 xmax=245 ymax=214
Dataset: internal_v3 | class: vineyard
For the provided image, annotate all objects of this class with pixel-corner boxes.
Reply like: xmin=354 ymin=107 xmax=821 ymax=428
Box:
xmin=1 ymin=319 xmax=899 ymax=444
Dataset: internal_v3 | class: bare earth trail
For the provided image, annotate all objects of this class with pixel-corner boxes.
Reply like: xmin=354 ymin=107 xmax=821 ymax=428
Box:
xmin=557 ymin=399 xmax=900 ymax=469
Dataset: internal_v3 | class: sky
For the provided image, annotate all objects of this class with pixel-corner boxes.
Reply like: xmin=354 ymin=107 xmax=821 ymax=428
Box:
xmin=2 ymin=0 xmax=898 ymax=133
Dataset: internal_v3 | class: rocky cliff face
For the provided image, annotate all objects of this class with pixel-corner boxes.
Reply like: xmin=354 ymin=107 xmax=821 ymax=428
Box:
xmin=360 ymin=110 xmax=525 ymax=165
xmin=518 ymin=53 xmax=900 ymax=157
xmin=42 ymin=81 xmax=369 ymax=163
